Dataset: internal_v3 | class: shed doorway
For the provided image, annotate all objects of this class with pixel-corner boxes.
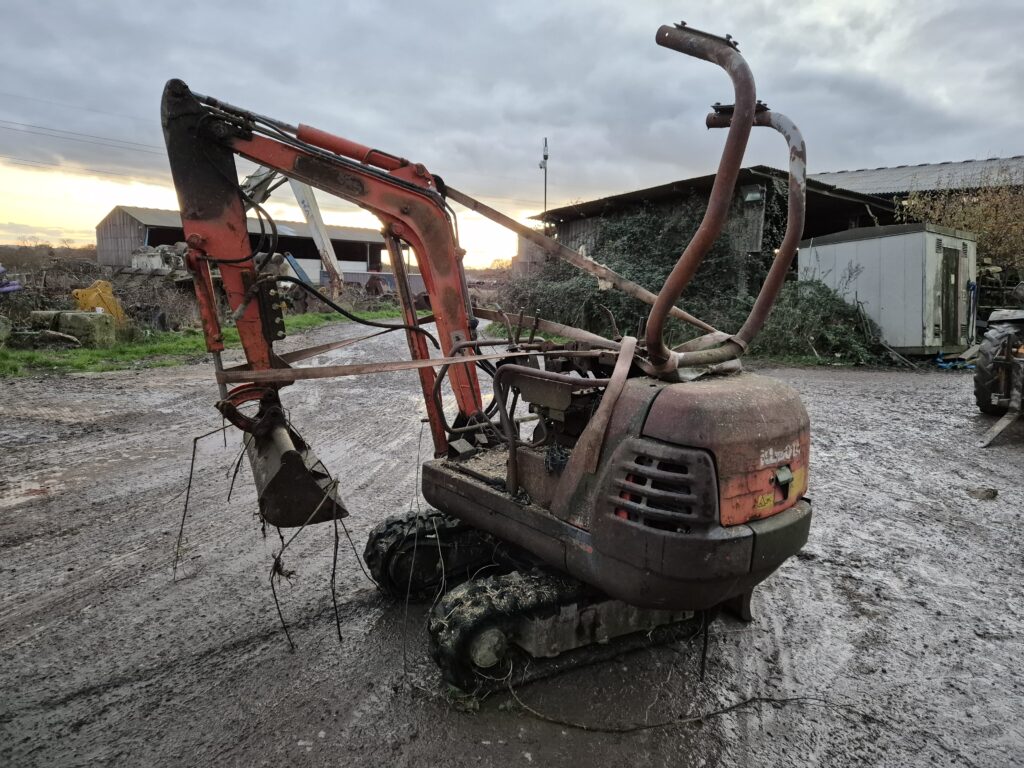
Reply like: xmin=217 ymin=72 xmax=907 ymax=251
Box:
xmin=941 ymin=246 xmax=960 ymax=346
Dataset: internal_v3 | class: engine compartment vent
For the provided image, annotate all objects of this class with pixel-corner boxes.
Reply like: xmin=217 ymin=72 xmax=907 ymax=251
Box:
xmin=607 ymin=438 xmax=718 ymax=532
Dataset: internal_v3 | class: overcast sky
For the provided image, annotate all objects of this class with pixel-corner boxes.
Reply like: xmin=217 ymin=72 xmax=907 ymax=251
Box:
xmin=2 ymin=0 xmax=1022 ymax=254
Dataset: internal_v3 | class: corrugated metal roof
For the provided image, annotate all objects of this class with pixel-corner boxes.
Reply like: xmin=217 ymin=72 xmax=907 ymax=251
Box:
xmin=113 ymin=206 xmax=384 ymax=242
xmin=538 ymin=165 xmax=892 ymax=222
xmin=810 ymin=156 xmax=1024 ymax=195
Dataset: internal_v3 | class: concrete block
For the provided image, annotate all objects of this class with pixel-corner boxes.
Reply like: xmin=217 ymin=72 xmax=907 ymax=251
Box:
xmin=29 ymin=310 xmax=61 ymax=330
xmin=57 ymin=311 xmax=115 ymax=348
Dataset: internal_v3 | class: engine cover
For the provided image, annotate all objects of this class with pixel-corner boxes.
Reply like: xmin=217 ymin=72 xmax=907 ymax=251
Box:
xmin=641 ymin=373 xmax=810 ymax=526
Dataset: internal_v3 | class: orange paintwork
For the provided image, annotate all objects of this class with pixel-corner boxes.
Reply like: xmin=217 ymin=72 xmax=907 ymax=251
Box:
xmin=640 ymin=374 xmax=811 ymax=528
xmin=719 ymin=428 xmax=810 ymax=526
xmin=179 ymin=190 xmax=274 ymax=372
xmin=220 ymin=133 xmax=482 ymax=456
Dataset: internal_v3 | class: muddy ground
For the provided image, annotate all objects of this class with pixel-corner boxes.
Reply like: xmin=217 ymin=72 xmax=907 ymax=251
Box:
xmin=1 ymin=322 xmax=1022 ymax=767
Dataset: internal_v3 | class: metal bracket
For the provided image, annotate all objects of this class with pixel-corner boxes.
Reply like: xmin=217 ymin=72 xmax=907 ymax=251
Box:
xmin=772 ymin=465 xmax=794 ymax=500
xmin=238 ymin=271 xmax=286 ymax=343
xmin=711 ymin=100 xmax=770 ymax=117
xmin=672 ymin=21 xmax=740 ymax=50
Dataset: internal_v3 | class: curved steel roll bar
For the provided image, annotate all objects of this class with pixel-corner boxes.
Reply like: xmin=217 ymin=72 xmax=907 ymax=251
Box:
xmin=644 ymin=24 xmax=757 ymax=368
xmin=668 ymin=109 xmax=807 ymax=368
xmin=645 ymin=23 xmax=807 ymax=371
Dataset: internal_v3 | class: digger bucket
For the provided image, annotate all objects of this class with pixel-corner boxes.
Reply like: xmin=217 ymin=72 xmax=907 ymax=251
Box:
xmin=245 ymin=424 xmax=348 ymax=527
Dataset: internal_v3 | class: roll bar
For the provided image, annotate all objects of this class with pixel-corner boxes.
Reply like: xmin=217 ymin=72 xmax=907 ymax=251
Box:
xmin=645 ymin=24 xmax=807 ymax=371
xmin=644 ymin=24 xmax=757 ymax=368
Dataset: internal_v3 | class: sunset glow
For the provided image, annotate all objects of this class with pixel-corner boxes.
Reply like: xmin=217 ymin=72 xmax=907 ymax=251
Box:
xmin=0 ymin=161 xmax=527 ymax=268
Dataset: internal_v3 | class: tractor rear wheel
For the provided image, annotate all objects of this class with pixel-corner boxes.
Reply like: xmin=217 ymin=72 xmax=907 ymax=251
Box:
xmin=974 ymin=323 xmax=1023 ymax=415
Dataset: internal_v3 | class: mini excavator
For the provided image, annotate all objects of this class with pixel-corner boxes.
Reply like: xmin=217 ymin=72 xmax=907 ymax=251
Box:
xmin=163 ymin=22 xmax=811 ymax=691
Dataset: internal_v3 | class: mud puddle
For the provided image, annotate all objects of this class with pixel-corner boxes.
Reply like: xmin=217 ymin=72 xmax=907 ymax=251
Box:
xmin=1 ymin=324 xmax=1022 ymax=766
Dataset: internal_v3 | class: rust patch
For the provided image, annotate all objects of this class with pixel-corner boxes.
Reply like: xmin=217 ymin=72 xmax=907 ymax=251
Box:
xmin=380 ymin=192 xmax=455 ymax=278
xmin=440 ymin=286 xmax=462 ymax=322
xmin=293 ymin=155 xmax=366 ymax=198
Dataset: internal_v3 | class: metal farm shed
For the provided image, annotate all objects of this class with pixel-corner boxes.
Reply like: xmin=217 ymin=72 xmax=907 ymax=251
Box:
xmin=798 ymin=223 xmax=977 ymax=355
xmin=810 ymin=155 xmax=1024 ymax=199
xmin=95 ymin=206 xmax=385 ymax=274
xmin=522 ymin=165 xmax=895 ymax=279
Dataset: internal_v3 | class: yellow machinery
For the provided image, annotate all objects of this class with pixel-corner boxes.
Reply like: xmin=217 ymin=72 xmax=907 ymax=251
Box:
xmin=72 ymin=280 xmax=126 ymax=325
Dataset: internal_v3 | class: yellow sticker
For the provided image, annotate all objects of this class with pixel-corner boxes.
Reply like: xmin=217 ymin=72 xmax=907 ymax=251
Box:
xmin=791 ymin=466 xmax=808 ymax=494
xmin=754 ymin=493 xmax=775 ymax=510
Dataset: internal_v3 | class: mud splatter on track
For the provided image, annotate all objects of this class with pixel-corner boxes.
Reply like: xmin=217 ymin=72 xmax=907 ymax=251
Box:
xmin=1 ymin=324 xmax=1022 ymax=766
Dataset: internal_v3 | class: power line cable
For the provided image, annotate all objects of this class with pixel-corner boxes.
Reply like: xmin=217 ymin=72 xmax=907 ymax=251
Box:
xmin=0 ymin=123 xmax=164 ymax=156
xmin=0 ymin=153 xmax=157 ymax=179
xmin=0 ymin=151 xmax=547 ymax=215
xmin=0 ymin=91 xmax=587 ymax=201
xmin=0 ymin=114 xmax=570 ymax=207
xmin=0 ymin=89 xmax=157 ymax=125
xmin=0 ymin=118 xmax=163 ymax=150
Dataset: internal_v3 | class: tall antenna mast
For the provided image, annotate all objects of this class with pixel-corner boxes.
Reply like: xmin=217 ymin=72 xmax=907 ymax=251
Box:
xmin=539 ymin=137 xmax=549 ymax=216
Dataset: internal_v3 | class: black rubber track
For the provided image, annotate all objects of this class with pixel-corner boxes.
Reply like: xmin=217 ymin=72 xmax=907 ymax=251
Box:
xmin=363 ymin=509 xmax=507 ymax=600
xmin=428 ymin=570 xmax=705 ymax=693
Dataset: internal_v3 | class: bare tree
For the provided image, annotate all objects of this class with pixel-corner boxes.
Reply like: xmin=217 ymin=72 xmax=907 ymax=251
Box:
xmin=899 ymin=163 xmax=1024 ymax=272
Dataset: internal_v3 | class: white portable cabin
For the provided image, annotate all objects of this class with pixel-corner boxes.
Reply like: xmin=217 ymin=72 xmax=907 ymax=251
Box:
xmin=798 ymin=223 xmax=977 ymax=355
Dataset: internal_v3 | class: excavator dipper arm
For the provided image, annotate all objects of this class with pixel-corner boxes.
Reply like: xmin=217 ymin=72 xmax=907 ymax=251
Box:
xmin=161 ymin=79 xmax=483 ymax=523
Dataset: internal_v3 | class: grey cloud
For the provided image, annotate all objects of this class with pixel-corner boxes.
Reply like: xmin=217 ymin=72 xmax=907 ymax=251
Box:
xmin=1 ymin=0 xmax=1021 ymax=214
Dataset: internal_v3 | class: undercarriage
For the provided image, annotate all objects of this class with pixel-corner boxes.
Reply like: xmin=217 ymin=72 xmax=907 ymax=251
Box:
xmin=365 ymin=509 xmax=709 ymax=692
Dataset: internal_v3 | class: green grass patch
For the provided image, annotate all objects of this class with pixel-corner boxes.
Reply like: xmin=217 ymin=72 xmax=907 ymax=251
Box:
xmin=0 ymin=310 xmax=407 ymax=377
xmin=481 ymin=321 xmax=573 ymax=345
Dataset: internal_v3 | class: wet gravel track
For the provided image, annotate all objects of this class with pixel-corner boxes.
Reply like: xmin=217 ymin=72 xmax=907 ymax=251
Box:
xmin=1 ymin=323 xmax=1022 ymax=767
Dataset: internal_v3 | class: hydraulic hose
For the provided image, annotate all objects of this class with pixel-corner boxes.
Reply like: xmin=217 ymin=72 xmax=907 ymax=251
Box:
xmin=271 ymin=275 xmax=439 ymax=348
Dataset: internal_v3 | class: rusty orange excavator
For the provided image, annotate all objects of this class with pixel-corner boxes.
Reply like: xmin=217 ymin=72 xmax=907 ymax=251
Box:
xmin=163 ymin=22 xmax=811 ymax=691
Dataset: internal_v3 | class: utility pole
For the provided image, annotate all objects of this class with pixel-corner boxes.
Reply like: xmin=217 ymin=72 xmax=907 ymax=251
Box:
xmin=539 ymin=137 xmax=549 ymax=215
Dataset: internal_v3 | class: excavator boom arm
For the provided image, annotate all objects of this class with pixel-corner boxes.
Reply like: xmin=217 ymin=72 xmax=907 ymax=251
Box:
xmin=161 ymin=79 xmax=482 ymax=457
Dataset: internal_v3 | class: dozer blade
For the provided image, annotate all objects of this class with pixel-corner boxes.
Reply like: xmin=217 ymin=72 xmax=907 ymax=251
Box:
xmin=245 ymin=424 xmax=348 ymax=527
xmin=978 ymin=357 xmax=1024 ymax=448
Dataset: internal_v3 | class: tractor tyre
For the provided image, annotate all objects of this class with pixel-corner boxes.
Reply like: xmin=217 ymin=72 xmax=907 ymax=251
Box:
xmin=974 ymin=322 xmax=1023 ymax=415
